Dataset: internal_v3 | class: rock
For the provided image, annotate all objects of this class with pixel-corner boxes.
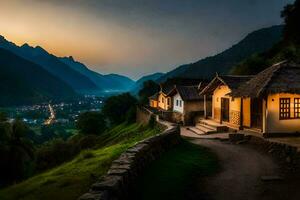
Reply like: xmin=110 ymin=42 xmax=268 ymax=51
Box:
xmin=91 ymin=175 xmax=123 ymax=192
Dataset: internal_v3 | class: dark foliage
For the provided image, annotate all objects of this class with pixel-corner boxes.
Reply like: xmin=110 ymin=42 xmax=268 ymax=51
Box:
xmin=281 ymin=0 xmax=300 ymax=45
xmin=76 ymin=111 xmax=107 ymax=135
xmin=138 ymin=80 xmax=160 ymax=105
xmin=35 ymin=138 xmax=79 ymax=172
xmin=0 ymin=112 xmax=8 ymax=122
xmin=232 ymin=1 xmax=300 ymax=75
xmin=0 ymin=119 xmax=35 ymax=186
xmin=102 ymin=93 xmax=137 ymax=125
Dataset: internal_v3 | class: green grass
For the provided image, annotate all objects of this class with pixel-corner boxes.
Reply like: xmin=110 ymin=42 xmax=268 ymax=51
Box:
xmin=0 ymin=123 xmax=161 ymax=200
xmin=132 ymin=140 xmax=219 ymax=200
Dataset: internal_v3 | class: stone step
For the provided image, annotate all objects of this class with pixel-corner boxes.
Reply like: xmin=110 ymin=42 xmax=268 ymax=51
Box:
xmin=196 ymin=123 xmax=216 ymax=131
xmin=196 ymin=124 xmax=217 ymax=134
xmin=198 ymin=119 xmax=229 ymax=132
xmin=187 ymin=127 xmax=205 ymax=135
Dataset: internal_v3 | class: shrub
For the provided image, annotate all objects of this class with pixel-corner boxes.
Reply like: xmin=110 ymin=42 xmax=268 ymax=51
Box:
xmin=102 ymin=93 xmax=137 ymax=125
xmin=76 ymin=112 xmax=107 ymax=135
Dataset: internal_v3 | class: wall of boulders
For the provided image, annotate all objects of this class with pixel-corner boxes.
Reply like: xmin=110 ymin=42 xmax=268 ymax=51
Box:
xmin=79 ymin=107 xmax=181 ymax=200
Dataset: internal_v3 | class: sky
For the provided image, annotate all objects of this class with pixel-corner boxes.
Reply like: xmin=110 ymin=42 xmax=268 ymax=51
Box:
xmin=0 ymin=0 xmax=294 ymax=80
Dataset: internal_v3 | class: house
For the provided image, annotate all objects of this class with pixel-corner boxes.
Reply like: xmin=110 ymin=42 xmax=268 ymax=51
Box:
xmin=168 ymin=83 xmax=206 ymax=125
xmin=201 ymin=61 xmax=300 ymax=136
xmin=149 ymin=93 xmax=159 ymax=108
xmin=154 ymin=79 xmax=203 ymax=111
xmin=157 ymin=82 xmax=174 ymax=110
xmin=200 ymin=74 xmax=253 ymax=129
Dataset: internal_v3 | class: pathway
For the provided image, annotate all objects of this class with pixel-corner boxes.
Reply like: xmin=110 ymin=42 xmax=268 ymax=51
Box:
xmin=183 ymin=128 xmax=300 ymax=200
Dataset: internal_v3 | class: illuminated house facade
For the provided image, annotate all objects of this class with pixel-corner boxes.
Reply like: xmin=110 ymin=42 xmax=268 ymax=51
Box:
xmin=201 ymin=61 xmax=300 ymax=136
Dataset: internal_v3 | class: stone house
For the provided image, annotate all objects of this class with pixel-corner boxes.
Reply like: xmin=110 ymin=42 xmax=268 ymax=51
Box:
xmin=201 ymin=61 xmax=300 ymax=136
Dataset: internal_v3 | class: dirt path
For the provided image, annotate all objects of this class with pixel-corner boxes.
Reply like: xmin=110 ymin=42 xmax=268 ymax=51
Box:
xmin=187 ymin=138 xmax=295 ymax=200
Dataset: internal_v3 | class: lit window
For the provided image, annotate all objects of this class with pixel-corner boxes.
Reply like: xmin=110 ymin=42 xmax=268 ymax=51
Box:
xmin=295 ymin=98 xmax=300 ymax=118
xmin=279 ymin=98 xmax=291 ymax=120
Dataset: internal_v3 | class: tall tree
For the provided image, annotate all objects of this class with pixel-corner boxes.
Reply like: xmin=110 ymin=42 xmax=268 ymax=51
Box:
xmin=281 ymin=0 xmax=300 ymax=45
xmin=138 ymin=80 xmax=160 ymax=105
xmin=0 ymin=119 xmax=35 ymax=186
xmin=76 ymin=112 xmax=107 ymax=135
xmin=102 ymin=93 xmax=137 ymax=125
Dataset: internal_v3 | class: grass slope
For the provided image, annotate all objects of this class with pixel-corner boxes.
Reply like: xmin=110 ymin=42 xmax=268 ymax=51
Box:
xmin=0 ymin=123 xmax=161 ymax=200
xmin=132 ymin=140 xmax=219 ymax=200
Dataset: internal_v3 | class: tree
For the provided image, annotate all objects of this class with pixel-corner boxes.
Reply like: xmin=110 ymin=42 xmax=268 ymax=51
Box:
xmin=0 ymin=119 xmax=35 ymax=186
xmin=0 ymin=112 xmax=8 ymax=122
xmin=102 ymin=93 xmax=137 ymax=125
xmin=138 ymin=80 xmax=160 ymax=105
xmin=76 ymin=111 xmax=107 ymax=135
xmin=281 ymin=0 xmax=300 ymax=45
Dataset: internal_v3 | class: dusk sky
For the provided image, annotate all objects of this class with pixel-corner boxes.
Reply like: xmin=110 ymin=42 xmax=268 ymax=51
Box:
xmin=0 ymin=0 xmax=294 ymax=79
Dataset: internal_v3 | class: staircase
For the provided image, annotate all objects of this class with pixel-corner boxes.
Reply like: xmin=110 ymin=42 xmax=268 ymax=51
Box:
xmin=187 ymin=119 xmax=229 ymax=135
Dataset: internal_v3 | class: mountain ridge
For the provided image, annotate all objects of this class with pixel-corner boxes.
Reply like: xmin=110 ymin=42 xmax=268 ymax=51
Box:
xmin=0 ymin=48 xmax=77 ymax=106
xmin=0 ymin=36 xmax=98 ymax=92
xmin=59 ymin=57 xmax=135 ymax=92
xmin=158 ymin=25 xmax=284 ymax=82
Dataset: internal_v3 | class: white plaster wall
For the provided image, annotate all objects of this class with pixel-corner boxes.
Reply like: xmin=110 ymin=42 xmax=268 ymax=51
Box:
xmin=173 ymin=93 xmax=184 ymax=113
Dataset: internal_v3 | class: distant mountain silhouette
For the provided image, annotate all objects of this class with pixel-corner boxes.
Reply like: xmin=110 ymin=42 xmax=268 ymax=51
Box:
xmin=131 ymin=72 xmax=164 ymax=94
xmin=157 ymin=25 xmax=283 ymax=82
xmin=0 ymin=48 xmax=76 ymax=106
xmin=0 ymin=36 xmax=98 ymax=93
xmin=60 ymin=56 xmax=135 ymax=91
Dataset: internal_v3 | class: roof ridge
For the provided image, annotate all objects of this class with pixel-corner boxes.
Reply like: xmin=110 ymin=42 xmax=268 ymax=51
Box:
xmin=256 ymin=61 xmax=285 ymax=96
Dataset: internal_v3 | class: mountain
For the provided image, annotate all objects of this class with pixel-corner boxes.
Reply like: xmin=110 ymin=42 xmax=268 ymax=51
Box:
xmin=157 ymin=25 xmax=284 ymax=82
xmin=0 ymin=48 xmax=76 ymax=106
xmin=103 ymin=74 xmax=135 ymax=91
xmin=0 ymin=36 xmax=98 ymax=93
xmin=130 ymin=72 xmax=164 ymax=94
xmin=60 ymin=56 xmax=135 ymax=92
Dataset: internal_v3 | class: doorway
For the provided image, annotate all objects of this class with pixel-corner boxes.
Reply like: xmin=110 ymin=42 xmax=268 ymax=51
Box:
xmin=221 ymin=98 xmax=230 ymax=122
xmin=251 ymin=98 xmax=263 ymax=129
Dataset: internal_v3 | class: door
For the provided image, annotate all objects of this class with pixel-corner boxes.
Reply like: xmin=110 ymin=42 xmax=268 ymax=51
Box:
xmin=221 ymin=98 xmax=230 ymax=122
xmin=251 ymin=98 xmax=263 ymax=129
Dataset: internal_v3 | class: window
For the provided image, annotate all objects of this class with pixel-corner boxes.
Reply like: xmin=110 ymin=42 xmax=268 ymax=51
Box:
xmin=279 ymin=98 xmax=291 ymax=119
xmin=180 ymin=100 xmax=182 ymax=107
xmin=167 ymin=98 xmax=170 ymax=105
xmin=176 ymin=100 xmax=179 ymax=106
xmin=295 ymin=98 xmax=300 ymax=118
xmin=162 ymin=97 xmax=164 ymax=103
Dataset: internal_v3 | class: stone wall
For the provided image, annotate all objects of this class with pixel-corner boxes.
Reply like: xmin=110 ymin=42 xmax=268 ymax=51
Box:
xmin=248 ymin=136 xmax=300 ymax=168
xmin=136 ymin=106 xmax=156 ymax=125
xmin=229 ymin=133 xmax=300 ymax=169
xmin=79 ymin=107 xmax=181 ymax=200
